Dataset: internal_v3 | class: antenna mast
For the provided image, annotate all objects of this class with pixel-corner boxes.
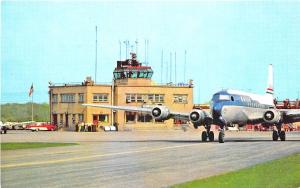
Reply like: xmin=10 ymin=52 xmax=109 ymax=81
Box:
xmin=95 ymin=26 xmax=98 ymax=83
xmin=119 ymin=40 xmax=122 ymax=60
xmin=135 ymin=39 xmax=138 ymax=56
xmin=174 ymin=52 xmax=177 ymax=84
xmin=123 ymin=40 xmax=129 ymax=59
xmin=146 ymin=40 xmax=149 ymax=65
xmin=170 ymin=52 xmax=172 ymax=82
xmin=184 ymin=50 xmax=187 ymax=82
xmin=161 ymin=50 xmax=163 ymax=83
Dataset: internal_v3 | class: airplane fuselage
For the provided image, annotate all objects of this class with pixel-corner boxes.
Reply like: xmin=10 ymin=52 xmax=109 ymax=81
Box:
xmin=211 ymin=90 xmax=274 ymax=126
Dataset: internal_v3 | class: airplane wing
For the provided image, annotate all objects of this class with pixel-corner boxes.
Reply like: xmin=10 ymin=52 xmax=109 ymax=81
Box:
xmin=279 ymin=109 xmax=300 ymax=123
xmin=82 ymin=104 xmax=152 ymax=113
xmin=82 ymin=104 xmax=191 ymax=121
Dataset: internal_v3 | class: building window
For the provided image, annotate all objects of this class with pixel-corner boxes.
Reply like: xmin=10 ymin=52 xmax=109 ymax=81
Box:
xmin=125 ymin=111 xmax=136 ymax=123
xmin=52 ymin=94 xmax=58 ymax=103
xmin=99 ymin=114 xmax=109 ymax=123
xmin=137 ymin=113 xmax=153 ymax=122
xmin=148 ymin=94 xmax=164 ymax=103
xmin=126 ymin=94 xmax=133 ymax=103
xmin=78 ymin=114 xmax=84 ymax=122
xmin=126 ymin=94 xmax=146 ymax=103
xmin=78 ymin=93 xmax=84 ymax=103
xmin=93 ymin=93 xmax=108 ymax=102
xmin=173 ymin=94 xmax=188 ymax=104
xmin=61 ymin=94 xmax=75 ymax=103
xmin=136 ymin=94 xmax=145 ymax=103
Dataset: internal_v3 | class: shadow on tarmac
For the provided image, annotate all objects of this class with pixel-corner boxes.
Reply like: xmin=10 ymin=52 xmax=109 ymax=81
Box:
xmin=79 ymin=139 xmax=300 ymax=143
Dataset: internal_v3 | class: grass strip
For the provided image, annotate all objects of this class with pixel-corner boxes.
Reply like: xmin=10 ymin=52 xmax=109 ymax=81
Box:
xmin=173 ymin=153 xmax=300 ymax=188
xmin=1 ymin=142 xmax=78 ymax=150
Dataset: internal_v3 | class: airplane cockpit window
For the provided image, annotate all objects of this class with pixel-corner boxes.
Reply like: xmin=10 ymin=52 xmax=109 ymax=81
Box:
xmin=219 ymin=95 xmax=230 ymax=101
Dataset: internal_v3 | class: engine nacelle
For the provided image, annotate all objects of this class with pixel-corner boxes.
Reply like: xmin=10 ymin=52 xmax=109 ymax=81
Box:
xmin=189 ymin=109 xmax=206 ymax=124
xmin=263 ymin=110 xmax=281 ymax=124
xmin=151 ymin=106 xmax=171 ymax=120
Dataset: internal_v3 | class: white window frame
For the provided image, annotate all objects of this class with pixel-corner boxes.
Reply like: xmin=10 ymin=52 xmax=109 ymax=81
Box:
xmin=93 ymin=93 xmax=109 ymax=102
xmin=61 ymin=94 xmax=75 ymax=103
xmin=78 ymin=93 xmax=84 ymax=103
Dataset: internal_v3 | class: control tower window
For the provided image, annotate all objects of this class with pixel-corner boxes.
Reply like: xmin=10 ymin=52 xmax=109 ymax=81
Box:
xmin=138 ymin=72 xmax=144 ymax=78
xmin=147 ymin=72 xmax=153 ymax=78
xmin=113 ymin=53 xmax=153 ymax=80
xmin=131 ymin=72 xmax=138 ymax=78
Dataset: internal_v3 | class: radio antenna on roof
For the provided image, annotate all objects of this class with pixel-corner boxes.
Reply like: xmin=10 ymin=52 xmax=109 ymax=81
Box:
xmin=95 ymin=26 xmax=98 ymax=83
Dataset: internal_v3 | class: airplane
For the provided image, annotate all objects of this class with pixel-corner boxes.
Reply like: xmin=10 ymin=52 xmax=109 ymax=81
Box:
xmin=83 ymin=64 xmax=300 ymax=143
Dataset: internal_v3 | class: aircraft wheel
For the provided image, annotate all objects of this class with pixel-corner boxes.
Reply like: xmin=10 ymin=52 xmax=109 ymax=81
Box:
xmin=272 ymin=130 xmax=278 ymax=141
xmin=218 ymin=131 xmax=224 ymax=143
xmin=201 ymin=131 xmax=208 ymax=142
xmin=208 ymin=131 xmax=214 ymax=142
xmin=279 ymin=131 xmax=286 ymax=141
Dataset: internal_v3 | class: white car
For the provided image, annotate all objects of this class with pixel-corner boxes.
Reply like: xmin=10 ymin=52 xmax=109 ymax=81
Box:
xmin=0 ymin=121 xmax=7 ymax=134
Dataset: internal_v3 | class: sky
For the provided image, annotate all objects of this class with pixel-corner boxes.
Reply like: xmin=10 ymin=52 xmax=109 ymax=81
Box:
xmin=1 ymin=1 xmax=300 ymax=104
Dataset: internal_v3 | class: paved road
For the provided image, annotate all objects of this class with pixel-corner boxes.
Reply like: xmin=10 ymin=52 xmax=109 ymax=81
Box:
xmin=1 ymin=130 xmax=300 ymax=188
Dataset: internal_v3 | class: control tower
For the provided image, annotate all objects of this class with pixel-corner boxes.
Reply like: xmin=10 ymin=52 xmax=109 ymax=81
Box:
xmin=113 ymin=53 xmax=153 ymax=85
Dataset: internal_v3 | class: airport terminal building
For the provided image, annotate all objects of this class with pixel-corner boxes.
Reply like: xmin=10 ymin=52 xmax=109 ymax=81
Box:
xmin=49 ymin=54 xmax=194 ymax=130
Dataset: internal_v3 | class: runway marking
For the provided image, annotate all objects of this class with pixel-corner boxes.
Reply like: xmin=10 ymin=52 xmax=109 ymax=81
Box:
xmin=1 ymin=143 xmax=203 ymax=169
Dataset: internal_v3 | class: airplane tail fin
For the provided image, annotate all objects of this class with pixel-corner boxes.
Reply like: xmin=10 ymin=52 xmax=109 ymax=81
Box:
xmin=266 ymin=64 xmax=274 ymax=96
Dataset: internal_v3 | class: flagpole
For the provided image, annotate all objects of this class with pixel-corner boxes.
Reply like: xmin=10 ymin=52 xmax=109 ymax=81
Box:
xmin=32 ymin=92 xmax=33 ymax=122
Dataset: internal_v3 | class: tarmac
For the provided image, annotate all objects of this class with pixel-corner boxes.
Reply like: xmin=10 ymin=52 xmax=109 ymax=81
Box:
xmin=1 ymin=130 xmax=300 ymax=188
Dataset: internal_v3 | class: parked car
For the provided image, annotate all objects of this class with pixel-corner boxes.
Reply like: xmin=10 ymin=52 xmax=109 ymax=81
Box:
xmin=26 ymin=122 xmax=57 ymax=131
xmin=0 ymin=121 xmax=7 ymax=134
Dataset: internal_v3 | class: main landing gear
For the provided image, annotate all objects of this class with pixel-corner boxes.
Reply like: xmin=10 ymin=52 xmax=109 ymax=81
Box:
xmin=201 ymin=125 xmax=214 ymax=142
xmin=201 ymin=125 xmax=225 ymax=143
xmin=218 ymin=125 xmax=225 ymax=143
xmin=272 ymin=124 xmax=285 ymax=141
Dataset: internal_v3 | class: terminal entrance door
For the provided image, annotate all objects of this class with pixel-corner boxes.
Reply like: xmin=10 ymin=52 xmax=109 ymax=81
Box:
xmin=52 ymin=114 xmax=57 ymax=125
xmin=93 ymin=115 xmax=98 ymax=125
xmin=65 ymin=114 xmax=69 ymax=127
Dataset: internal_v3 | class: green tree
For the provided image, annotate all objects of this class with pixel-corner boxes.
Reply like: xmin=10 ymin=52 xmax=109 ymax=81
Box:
xmin=1 ymin=103 xmax=50 ymax=122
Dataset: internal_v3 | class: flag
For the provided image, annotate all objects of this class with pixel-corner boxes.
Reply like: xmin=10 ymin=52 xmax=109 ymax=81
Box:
xmin=29 ymin=84 xmax=34 ymax=97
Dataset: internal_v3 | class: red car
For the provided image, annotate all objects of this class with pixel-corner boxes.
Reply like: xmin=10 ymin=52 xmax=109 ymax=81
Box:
xmin=26 ymin=123 xmax=57 ymax=131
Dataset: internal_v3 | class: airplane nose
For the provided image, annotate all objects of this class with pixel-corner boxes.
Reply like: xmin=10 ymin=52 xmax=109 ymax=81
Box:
xmin=212 ymin=104 xmax=222 ymax=119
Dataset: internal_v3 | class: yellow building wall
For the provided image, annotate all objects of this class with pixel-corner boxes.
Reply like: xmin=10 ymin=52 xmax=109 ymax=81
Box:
xmin=114 ymin=84 xmax=193 ymax=130
xmin=49 ymin=80 xmax=193 ymax=131
xmin=85 ymin=85 xmax=112 ymax=126
xmin=50 ymin=86 xmax=87 ymax=130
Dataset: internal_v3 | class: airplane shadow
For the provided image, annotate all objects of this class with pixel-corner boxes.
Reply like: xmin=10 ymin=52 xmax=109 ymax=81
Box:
xmin=83 ymin=139 xmax=300 ymax=143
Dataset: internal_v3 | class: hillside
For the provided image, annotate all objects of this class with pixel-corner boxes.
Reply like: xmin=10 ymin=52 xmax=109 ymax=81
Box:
xmin=1 ymin=103 xmax=50 ymax=122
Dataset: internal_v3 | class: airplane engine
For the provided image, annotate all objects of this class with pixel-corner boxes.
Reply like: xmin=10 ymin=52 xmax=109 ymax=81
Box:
xmin=151 ymin=106 xmax=171 ymax=120
xmin=189 ymin=109 xmax=206 ymax=124
xmin=263 ymin=110 xmax=281 ymax=124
